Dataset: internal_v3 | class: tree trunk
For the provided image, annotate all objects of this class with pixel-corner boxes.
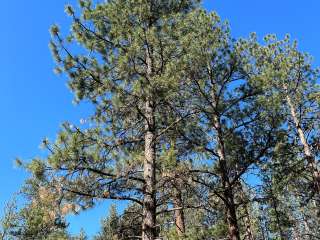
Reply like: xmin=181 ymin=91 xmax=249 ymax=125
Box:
xmin=212 ymin=110 xmax=240 ymax=240
xmin=173 ymin=189 xmax=185 ymax=238
xmin=285 ymin=93 xmax=320 ymax=193
xmin=142 ymin=47 xmax=156 ymax=240
xmin=224 ymin=189 xmax=241 ymax=240
xmin=243 ymin=209 xmax=254 ymax=240
xmin=239 ymin=185 xmax=254 ymax=240
xmin=142 ymin=99 xmax=156 ymax=240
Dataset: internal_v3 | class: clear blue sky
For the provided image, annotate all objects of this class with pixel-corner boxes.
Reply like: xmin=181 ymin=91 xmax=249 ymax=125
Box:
xmin=0 ymin=0 xmax=319 ymax=237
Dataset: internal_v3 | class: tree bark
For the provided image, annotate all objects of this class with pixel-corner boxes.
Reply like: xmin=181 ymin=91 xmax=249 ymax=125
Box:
xmin=243 ymin=208 xmax=254 ymax=240
xmin=224 ymin=189 xmax=241 ymax=240
xmin=142 ymin=47 xmax=156 ymax=240
xmin=285 ymin=93 xmax=320 ymax=194
xmin=142 ymin=99 xmax=157 ymax=240
xmin=173 ymin=189 xmax=185 ymax=238
xmin=212 ymin=110 xmax=241 ymax=240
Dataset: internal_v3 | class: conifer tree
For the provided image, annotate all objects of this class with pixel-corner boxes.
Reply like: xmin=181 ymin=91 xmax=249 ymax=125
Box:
xmin=176 ymin=10 xmax=283 ymax=240
xmin=0 ymin=199 xmax=19 ymax=240
xmin=28 ymin=1 xmax=202 ymax=239
xmin=94 ymin=205 xmax=119 ymax=240
xmin=19 ymin=0 xmax=320 ymax=239
xmin=247 ymin=35 xmax=320 ymax=202
xmin=0 ymin=184 xmax=70 ymax=240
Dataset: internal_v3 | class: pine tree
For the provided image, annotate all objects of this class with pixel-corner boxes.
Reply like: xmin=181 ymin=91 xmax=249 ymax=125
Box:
xmin=174 ymin=10 xmax=283 ymax=240
xmin=28 ymin=1 xmax=203 ymax=239
xmin=247 ymin=34 xmax=320 ymax=203
xmin=0 ymin=185 xmax=70 ymax=240
xmin=0 ymin=198 xmax=19 ymax=240
xmin=19 ymin=1 xmax=320 ymax=239
xmin=94 ymin=205 xmax=119 ymax=240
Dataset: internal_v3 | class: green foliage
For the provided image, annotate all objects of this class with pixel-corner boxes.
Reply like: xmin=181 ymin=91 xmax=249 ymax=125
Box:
xmin=94 ymin=205 xmax=119 ymax=240
xmin=94 ymin=204 xmax=142 ymax=240
xmin=15 ymin=0 xmax=320 ymax=239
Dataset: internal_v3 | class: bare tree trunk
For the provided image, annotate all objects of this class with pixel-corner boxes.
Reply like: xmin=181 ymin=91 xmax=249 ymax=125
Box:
xmin=142 ymin=99 xmax=156 ymax=240
xmin=173 ymin=189 xmax=185 ymax=238
xmin=285 ymin=93 xmax=320 ymax=193
xmin=142 ymin=48 xmax=156 ymax=240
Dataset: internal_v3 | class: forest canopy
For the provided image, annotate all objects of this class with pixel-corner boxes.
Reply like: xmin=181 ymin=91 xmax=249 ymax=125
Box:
xmin=1 ymin=0 xmax=320 ymax=240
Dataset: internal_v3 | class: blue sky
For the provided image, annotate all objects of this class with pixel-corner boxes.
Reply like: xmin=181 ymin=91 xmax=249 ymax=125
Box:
xmin=0 ymin=0 xmax=319 ymax=237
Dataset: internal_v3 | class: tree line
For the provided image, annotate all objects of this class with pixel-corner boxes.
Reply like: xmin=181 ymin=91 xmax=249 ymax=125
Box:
xmin=1 ymin=0 xmax=320 ymax=239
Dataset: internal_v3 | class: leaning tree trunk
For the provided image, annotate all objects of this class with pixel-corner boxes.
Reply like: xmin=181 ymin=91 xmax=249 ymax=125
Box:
xmin=285 ymin=93 xmax=320 ymax=194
